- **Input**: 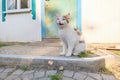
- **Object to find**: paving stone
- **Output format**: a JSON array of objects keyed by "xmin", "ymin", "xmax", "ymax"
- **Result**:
[
  {"xmin": 73, "ymin": 72, "xmax": 87, "ymax": 80},
  {"xmin": 22, "ymin": 70, "xmax": 34, "ymax": 75},
  {"xmin": 5, "ymin": 75, "xmax": 18, "ymax": 80},
  {"xmin": 63, "ymin": 77, "xmax": 74, "ymax": 80},
  {"xmin": 0, "ymin": 68, "xmax": 4, "ymax": 73},
  {"xmin": 39, "ymin": 78, "xmax": 50, "ymax": 80},
  {"xmin": 34, "ymin": 71, "xmax": 45, "ymax": 79},
  {"xmin": 0, "ymin": 73, "xmax": 8, "ymax": 79},
  {"xmin": 63, "ymin": 70, "xmax": 74, "ymax": 77},
  {"xmin": 20, "ymin": 73, "xmax": 34, "ymax": 80},
  {"xmin": 46, "ymin": 70, "xmax": 57, "ymax": 77},
  {"xmin": 33, "ymin": 79, "xmax": 39, "ymax": 80},
  {"xmin": 79, "ymin": 71, "xmax": 87, "ymax": 75},
  {"xmin": 88, "ymin": 72, "xmax": 102, "ymax": 80},
  {"xmin": 102, "ymin": 74, "xmax": 116, "ymax": 80},
  {"xmin": 85, "ymin": 77, "xmax": 95, "ymax": 80},
  {"xmin": 3, "ymin": 68, "xmax": 15, "ymax": 73},
  {"xmin": 12, "ymin": 69, "xmax": 24, "ymax": 76},
  {"xmin": 14, "ymin": 78, "xmax": 21, "ymax": 80}
]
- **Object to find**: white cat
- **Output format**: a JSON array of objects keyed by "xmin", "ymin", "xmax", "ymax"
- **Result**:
[{"xmin": 56, "ymin": 13, "xmax": 86, "ymax": 56}]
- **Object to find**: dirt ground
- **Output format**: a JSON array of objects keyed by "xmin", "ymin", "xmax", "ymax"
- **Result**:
[
  {"xmin": 0, "ymin": 39, "xmax": 105, "ymax": 57},
  {"xmin": 107, "ymin": 50, "xmax": 120, "ymax": 80},
  {"xmin": 0, "ymin": 39, "xmax": 62, "ymax": 56}
]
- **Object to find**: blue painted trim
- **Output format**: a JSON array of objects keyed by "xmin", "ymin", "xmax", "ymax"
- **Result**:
[
  {"xmin": 2, "ymin": 0, "xmax": 6, "ymax": 22},
  {"xmin": 32, "ymin": 0, "xmax": 36, "ymax": 20},
  {"xmin": 41, "ymin": 0, "xmax": 46, "ymax": 38},
  {"xmin": 76, "ymin": 0, "xmax": 82, "ymax": 31}
]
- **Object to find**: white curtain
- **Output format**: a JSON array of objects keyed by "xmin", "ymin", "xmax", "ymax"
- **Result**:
[
  {"xmin": 7, "ymin": 0, "xmax": 16, "ymax": 10},
  {"xmin": 21, "ymin": 0, "xmax": 30, "ymax": 9}
]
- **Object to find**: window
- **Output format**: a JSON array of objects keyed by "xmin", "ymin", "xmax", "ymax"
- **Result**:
[
  {"xmin": 6, "ymin": 0, "xmax": 31, "ymax": 13},
  {"xmin": 2, "ymin": 0, "xmax": 36, "ymax": 21},
  {"xmin": 7, "ymin": 0, "xmax": 17, "ymax": 10},
  {"xmin": 21, "ymin": 0, "xmax": 30, "ymax": 9}
]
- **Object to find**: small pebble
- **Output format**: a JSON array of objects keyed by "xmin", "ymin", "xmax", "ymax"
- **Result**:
[
  {"xmin": 48, "ymin": 60, "xmax": 54, "ymax": 66},
  {"xmin": 59, "ymin": 66, "xmax": 64, "ymax": 71}
]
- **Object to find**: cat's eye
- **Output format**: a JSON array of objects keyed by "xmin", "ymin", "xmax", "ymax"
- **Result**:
[
  {"xmin": 63, "ymin": 19, "xmax": 65, "ymax": 20},
  {"xmin": 57, "ymin": 19, "xmax": 59, "ymax": 20}
]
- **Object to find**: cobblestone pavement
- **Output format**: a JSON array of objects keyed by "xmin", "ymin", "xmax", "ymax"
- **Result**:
[{"xmin": 0, "ymin": 67, "xmax": 117, "ymax": 80}]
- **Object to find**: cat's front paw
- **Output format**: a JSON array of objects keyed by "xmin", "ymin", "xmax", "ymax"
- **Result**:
[
  {"xmin": 65, "ymin": 53, "xmax": 72, "ymax": 57},
  {"xmin": 60, "ymin": 52, "xmax": 65, "ymax": 56}
]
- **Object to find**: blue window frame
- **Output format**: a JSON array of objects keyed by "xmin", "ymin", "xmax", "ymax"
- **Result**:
[{"xmin": 2, "ymin": 0, "xmax": 36, "ymax": 22}]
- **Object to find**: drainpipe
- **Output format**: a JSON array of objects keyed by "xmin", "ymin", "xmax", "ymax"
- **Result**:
[
  {"xmin": 76, "ymin": 0, "xmax": 82, "ymax": 31},
  {"xmin": 41, "ymin": 0, "xmax": 46, "ymax": 38}
]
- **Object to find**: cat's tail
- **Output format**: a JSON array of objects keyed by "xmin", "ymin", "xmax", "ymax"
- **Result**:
[{"xmin": 74, "ymin": 28, "xmax": 82, "ymax": 36}]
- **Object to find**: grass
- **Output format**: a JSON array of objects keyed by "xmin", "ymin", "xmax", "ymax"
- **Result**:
[
  {"xmin": 18, "ymin": 65, "xmax": 30, "ymax": 71},
  {"xmin": 77, "ymin": 51, "xmax": 94, "ymax": 58},
  {"xmin": 77, "ymin": 52, "xmax": 89, "ymax": 57},
  {"xmin": 50, "ymin": 73, "xmax": 63, "ymax": 80},
  {"xmin": 110, "ymin": 50, "xmax": 120, "ymax": 56},
  {"xmin": 0, "ymin": 42, "xmax": 25, "ymax": 48},
  {"xmin": 99, "ymin": 67, "xmax": 112, "ymax": 74},
  {"xmin": 0, "ymin": 44, "xmax": 12, "ymax": 47}
]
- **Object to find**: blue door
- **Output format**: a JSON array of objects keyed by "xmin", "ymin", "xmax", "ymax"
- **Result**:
[{"xmin": 41, "ymin": 0, "xmax": 81, "ymax": 38}]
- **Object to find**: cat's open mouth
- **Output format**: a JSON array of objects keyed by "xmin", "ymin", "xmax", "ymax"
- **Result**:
[{"xmin": 59, "ymin": 23, "xmax": 64, "ymax": 25}]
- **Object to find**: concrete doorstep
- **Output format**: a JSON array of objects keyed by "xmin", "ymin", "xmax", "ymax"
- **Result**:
[{"xmin": 0, "ymin": 50, "xmax": 115, "ymax": 72}]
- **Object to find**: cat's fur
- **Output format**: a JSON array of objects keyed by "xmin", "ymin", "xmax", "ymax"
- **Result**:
[{"xmin": 56, "ymin": 13, "xmax": 86, "ymax": 56}]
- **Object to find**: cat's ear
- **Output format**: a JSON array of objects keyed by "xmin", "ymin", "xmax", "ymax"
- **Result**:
[
  {"xmin": 65, "ymin": 13, "xmax": 70, "ymax": 23},
  {"xmin": 56, "ymin": 14, "xmax": 60, "ymax": 18},
  {"xmin": 66, "ymin": 13, "xmax": 70, "ymax": 19}
]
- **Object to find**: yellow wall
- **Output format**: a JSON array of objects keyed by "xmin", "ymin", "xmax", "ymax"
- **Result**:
[
  {"xmin": 82, "ymin": 0, "xmax": 120, "ymax": 43},
  {"xmin": 0, "ymin": 0, "xmax": 120, "ymax": 43}
]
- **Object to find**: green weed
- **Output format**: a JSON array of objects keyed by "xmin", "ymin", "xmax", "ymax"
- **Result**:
[
  {"xmin": 99, "ymin": 67, "xmax": 112, "ymax": 74},
  {"xmin": 0, "ymin": 44, "xmax": 12, "ymax": 47},
  {"xmin": 18, "ymin": 65, "xmax": 30, "ymax": 71},
  {"xmin": 111, "ymin": 50, "xmax": 120, "ymax": 56},
  {"xmin": 50, "ymin": 73, "xmax": 63, "ymax": 80},
  {"xmin": 77, "ymin": 51, "xmax": 94, "ymax": 58}
]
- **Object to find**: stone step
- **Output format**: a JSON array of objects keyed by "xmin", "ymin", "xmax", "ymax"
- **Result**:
[{"xmin": 0, "ymin": 50, "xmax": 114, "ymax": 72}]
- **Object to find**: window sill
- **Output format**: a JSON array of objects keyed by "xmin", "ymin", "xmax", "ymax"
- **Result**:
[{"xmin": 3, "ymin": 9, "xmax": 31, "ymax": 14}]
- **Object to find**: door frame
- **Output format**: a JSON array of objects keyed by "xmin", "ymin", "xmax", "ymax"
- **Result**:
[{"xmin": 41, "ymin": 0, "xmax": 82, "ymax": 39}]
